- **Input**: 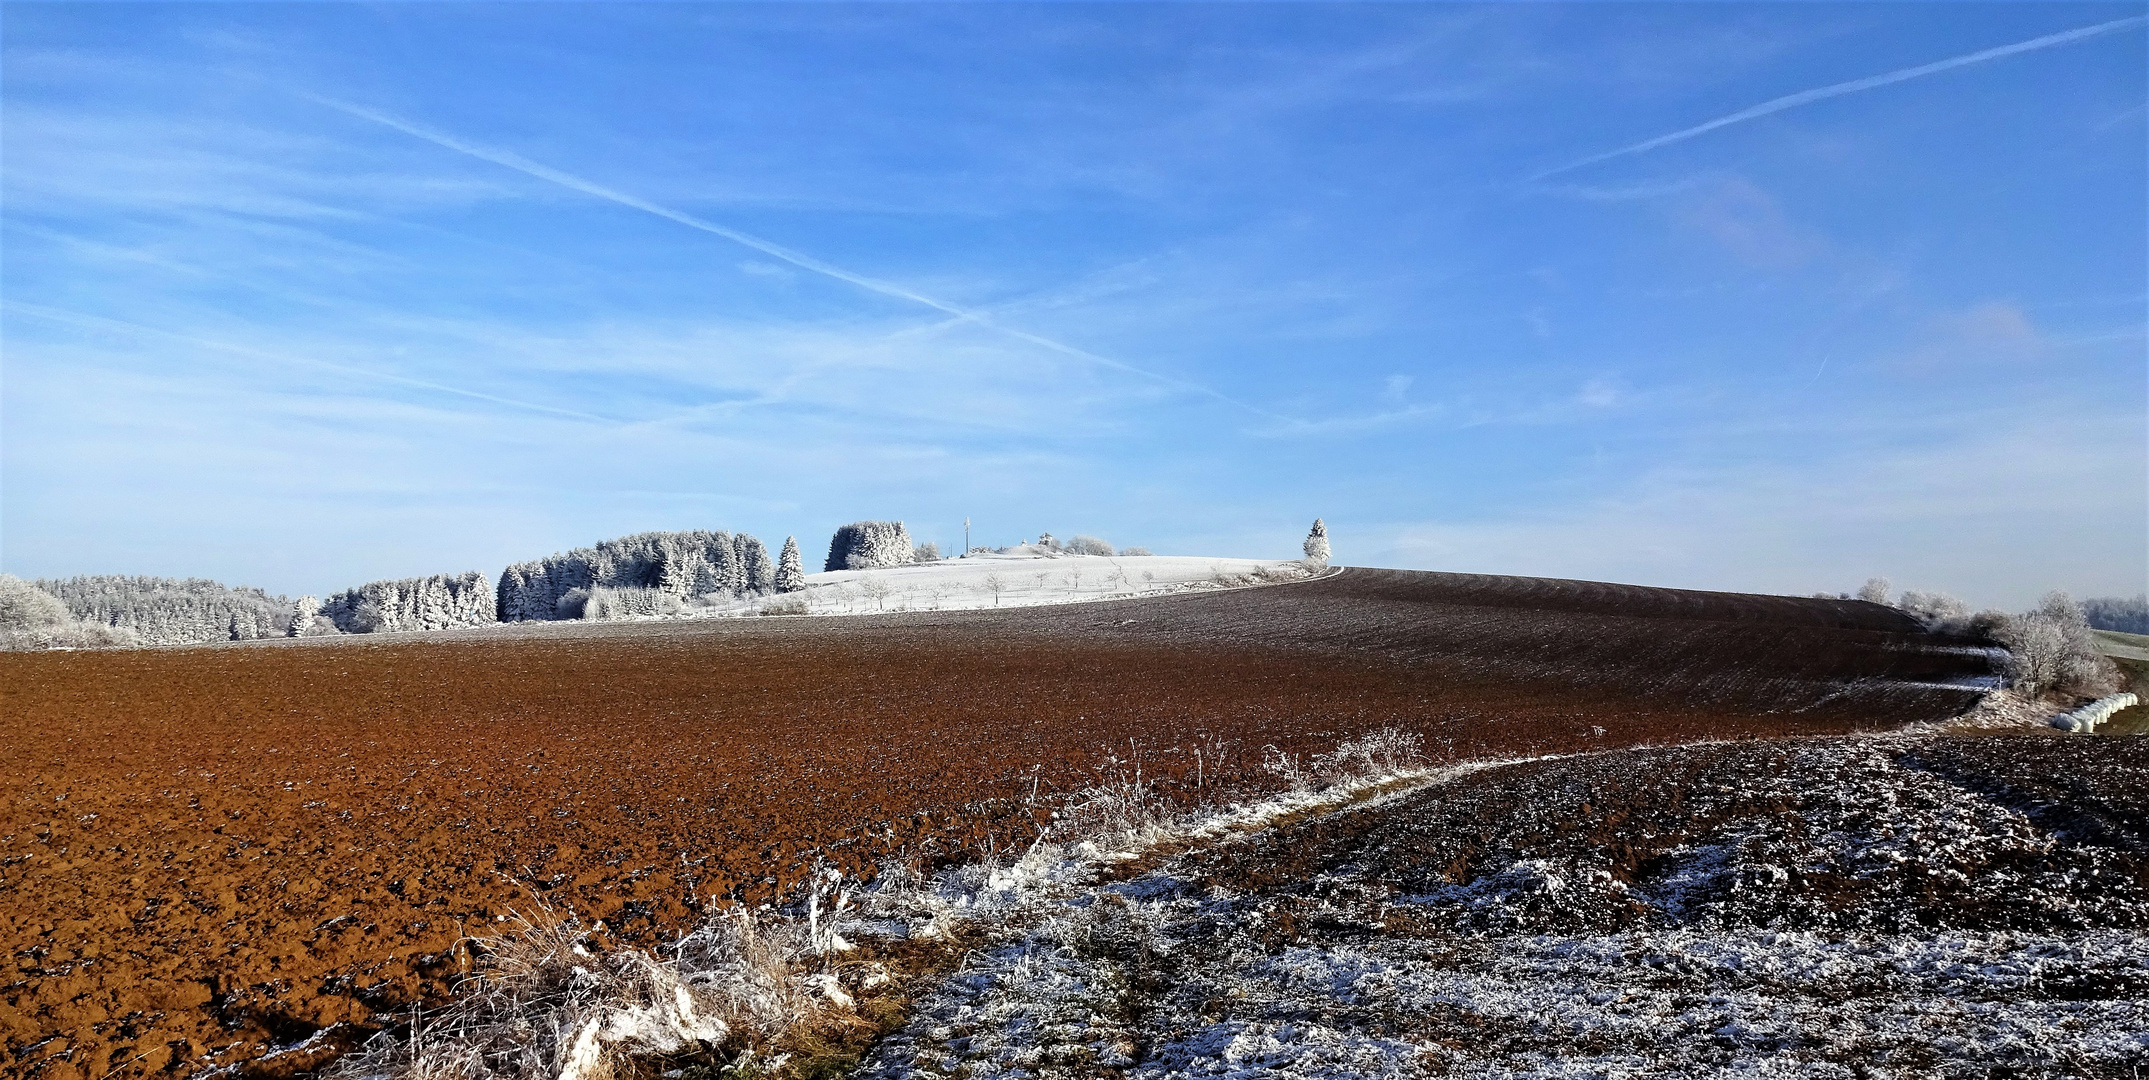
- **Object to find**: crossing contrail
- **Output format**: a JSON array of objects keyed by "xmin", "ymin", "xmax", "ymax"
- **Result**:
[
  {"xmin": 1533, "ymin": 16, "xmax": 2146, "ymax": 181},
  {"xmin": 309, "ymin": 95, "xmax": 1288, "ymax": 421}
]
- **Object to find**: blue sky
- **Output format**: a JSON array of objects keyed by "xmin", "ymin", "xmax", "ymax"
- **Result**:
[{"xmin": 2, "ymin": 3, "xmax": 2142, "ymax": 608}]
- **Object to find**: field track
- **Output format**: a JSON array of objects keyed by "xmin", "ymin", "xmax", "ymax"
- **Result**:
[{"xmin": 1, "ymin": 568, "xmax": 1996, "ymax": 1079}]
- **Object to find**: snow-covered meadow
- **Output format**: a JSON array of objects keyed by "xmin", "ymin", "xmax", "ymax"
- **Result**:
[{"xmin": 757, "ymin": 548, "xmax": 1318, "ymax": 616}]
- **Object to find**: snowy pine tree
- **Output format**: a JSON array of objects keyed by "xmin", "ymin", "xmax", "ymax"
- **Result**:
[
  {"xmin": 776, "ymin": 536, "xmax": 806, "ymax": 593},
  {"xmin": 1303, "ymin": 518, "xmax": 1331, "ymax": 566},
  {"xmin": 825, "ymin": 521, "xmax": 914, "ymax": 571},
  {"xmin": 495, "ymin": 528, "xmax": 781, "ymax": 619}
]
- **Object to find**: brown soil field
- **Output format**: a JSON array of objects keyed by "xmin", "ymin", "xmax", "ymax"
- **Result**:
[{"xmin": 1, "ymin": 568, "xmax": 1996, "ymax": 1079}]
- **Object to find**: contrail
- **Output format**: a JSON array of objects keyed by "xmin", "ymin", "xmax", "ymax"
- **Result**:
[
  {"xmin": 3, "ymin": 300, "xmax": 609, "ymax": 422},
  {"xmin": 309, "ymin": 95, "xmax": 1287, "ymax": 421},
  {"xmin": 1533, "ymin": 16, "xmax": 2146, "ymax": 181}
]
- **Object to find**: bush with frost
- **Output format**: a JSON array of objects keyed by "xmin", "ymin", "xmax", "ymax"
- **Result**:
[
  {"xmin": 1066, "ymin": 535, "xmax": 1113, "ymax": 556},
  {"xmin": 1120, "ymin": 546, "xmax": 1153, "ymax": 557},
  {"xmin": 555, "ymin": 588, "xmax": 592, "ymax": 620},
  {"xmin": 1997, "ymin": 592, "xmax": 2120, "ymax": 699},
  {"xmin": 584, "ymin": 586, "xmax": 685, "ymax": 620},
  {"xmin": 0, "ymin": 575, "xmax": 148, "ymax": 650},
  {"xmin": 0, "ymin": 574, "xmax": 70, "ymax": 630},
  {"xmin": 1856, "ymin": 577, "xmax": 1892, "ymax": 604},
  {"xmin": 758, "ymin": 594, "xmax": 810, "ymax": 616}
]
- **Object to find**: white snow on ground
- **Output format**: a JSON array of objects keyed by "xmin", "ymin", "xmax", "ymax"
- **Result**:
[{"xmin": 759, "ymin": 550, "xmax": 1314, "ymax": 616}]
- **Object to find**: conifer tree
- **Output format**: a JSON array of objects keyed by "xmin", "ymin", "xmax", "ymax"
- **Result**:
[
  {"xmin": 1303, "ymin": 518, "xmax": 1331, "ymax": 566},
  {"xmin": 775, "ymin": 536, "xmax": 807, "ymax": 593}
]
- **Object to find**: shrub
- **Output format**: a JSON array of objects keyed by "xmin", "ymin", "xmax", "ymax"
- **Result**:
[
  {"xmin": 1856, "ymin": 577, "xmax": 1892, "ymax": 604},
  {"xmin": 759, "ymin": 595, "xmax": 810, "ymax": 616},
  {"xmin": 1996, "ymin": 592, "xmax": 2119, "ymax": 699},
  {"xmin": 585, "ymin": 586, "xmax": 685, "ymax": 620},
  {"xmin": 1119, "ymin": 546, "xmax": 1153, "ymax": 557},
  {"xmin": 913, "ymin": 541, "xmax": 942, "ymax": 562},
  {"xmin": 0, "ymin": 574, "xmax": 70, "ymax": 630},
  {"xmin": 1895, "ymin": 590, "xmax": 1972, "ymax": 632},
  {"xmin": 1066, "ymin": 535, "xmax": 1113, "ymax": 557},
  {"xmin": 555, "ymin": 587, "xmax": 592, "ymax": 620}
]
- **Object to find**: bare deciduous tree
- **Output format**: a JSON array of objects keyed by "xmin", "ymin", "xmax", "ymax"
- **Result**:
[
  {"xmin": 982, "ymin": 574, "xmax": 1006, "ymax": 607},
  {"xmin": 860, "ymin": 578, "xmax": 895, "ymax": 611}
]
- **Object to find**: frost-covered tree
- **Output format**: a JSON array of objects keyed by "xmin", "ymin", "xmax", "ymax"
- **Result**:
[
  {"xmin": 1856, "ymin": 577, "xmax": 1892, "ymax": 605},
  {"xmin": 825, "ymin": 521, "xmax": 914, "ymax": 571},
  {"xmin": 914, "ymin": 541, "xmax": 942, "ymax": 562},
  {"xmin": 1996, "ymin": 591, "xmax": 2120, "ymax": 699},
  {"xmin": 740, "ymin": 535, "xmax": 776, "ymax": 593},
  {"xmin": 322, "ymin": 571, "xmax": 495, "ymax": 634},
  {"xmin": 33, "ymin": 575, "xmax": 293, "ymax": 645},
  {"xmin": 497, "ymin": 528, "xmax": 779, "ymax": 620},
  {"xmin": 1303, "ymin": 519, "xmax": 1331, "ymax": 566},
  {"xmin": 775, "ymin": 537, "xmax": 807, "ymax": 593},
  {"xmin": 0, "ymin": 574, "xmax": 71, "ymax": 630},
  {"xmin": 1067, "ymin": 535, "xmax": 1113, "ymax": 556},
  {"xmin": 2082, "ymin": 595, "xmax": 2149, "ymax": 634}
]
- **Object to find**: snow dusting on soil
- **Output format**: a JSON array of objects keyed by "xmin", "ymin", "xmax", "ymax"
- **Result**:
[{"xmin": 850, "ymin": 736, "xmax": 2149, "ymax": 1079}]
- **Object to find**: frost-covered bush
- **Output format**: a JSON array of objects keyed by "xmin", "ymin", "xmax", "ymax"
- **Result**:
[
  {"xmin": 322, "ymin": 571, "xmax": 495, "ymax": 634},
  {"xmin": 293, "ymin": 615, "xmax": 342, "ymax": 638},
  {"xmin": 1120, "ymin": 546, "xmax": 1153, "ymax": 557},
  {"xmin": 2083, "ymin": 594, "xmax": 2149, "ymax": 634},
  {"xmin": 1895, "ymin": 589, "xmax": 1969, "ymax": 628},
  {"xmin": 34, "ymin": 574, "xmax": 291, "ymax": 644},
  {"xmin": 584, "ymin": 586, "xmax": 685, "ymax": 620},
  {"xmin": 1303, "ymin": 518, "xmax": 1330, "ymax": 566},
  {"xmin": 759, "ymin": 594, "xmax": 810, "ymax": 616},
  {"xmin": 554, "ymin": 588, "xmax": 591, "ymax": 620},
  {"xmin": 775, "ymin": 536, "xmax": 807, "ymax": 593},
  {"xmin": 1065, "ymin": 535, "xmax": 1113, "ymax": 556},
  {"xmin": 500, "ymin": 529, "xmax": 776, "ymax": 621},
  {"xmin": 324, "ymin": 896, "xmax": 865, "ymax": 1080},
  {"xmin": 824, "ymin": 521, "xmax": 914, "ymax": 571},
  {"xmin": 913, "ymin": 541, "xmax": 942, "ymax": 562},
  {"xmin": 1856, "ymin": 577, "xmax": 1892, "ymax": 604},
  {"xmin": 0, "ymin": 574, "xmax": 70, "ymax": 630},
  {"xmin": 1996, "ymin": 592, "xmax": 2120, "ymax": 698}
]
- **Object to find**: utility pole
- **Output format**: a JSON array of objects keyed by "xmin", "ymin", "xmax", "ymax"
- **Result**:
[{"xmin": 964, "ymin": 517, "xmax": 971, "ymax": 557}]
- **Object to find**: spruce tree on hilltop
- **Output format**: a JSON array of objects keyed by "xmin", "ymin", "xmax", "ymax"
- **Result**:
[
  {"xmin": 1303, "ymin": 518, "xmax": 1331, "ymax": 566},
  {"xmin": 775, "ymin": 536, "xmax": 807, "ymax": 593}
]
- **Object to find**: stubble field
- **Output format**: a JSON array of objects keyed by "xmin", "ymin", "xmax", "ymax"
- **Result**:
[{"xmin": 2, "ymin": 568, "xmax": 1997, "ymax": 1078}]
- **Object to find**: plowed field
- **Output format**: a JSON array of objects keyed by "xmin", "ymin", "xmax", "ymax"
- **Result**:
[{"xmin": 1, "ymin": 568, "xmax": 1995, "ymax": 1078}]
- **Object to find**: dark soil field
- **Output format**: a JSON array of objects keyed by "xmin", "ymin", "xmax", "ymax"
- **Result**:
[{"xmin": 1, "ymin": 568, "xmax": 1998, "ymax": 1079}]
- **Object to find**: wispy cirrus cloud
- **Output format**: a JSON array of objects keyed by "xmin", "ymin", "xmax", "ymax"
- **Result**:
[
  {"xmin": 304, "ymin": 95, "xmax": 1294, "ymax": 424},
  {"xmin": 1532, "ymin": 15, "xmax": 2147, "ymax": 180}
]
